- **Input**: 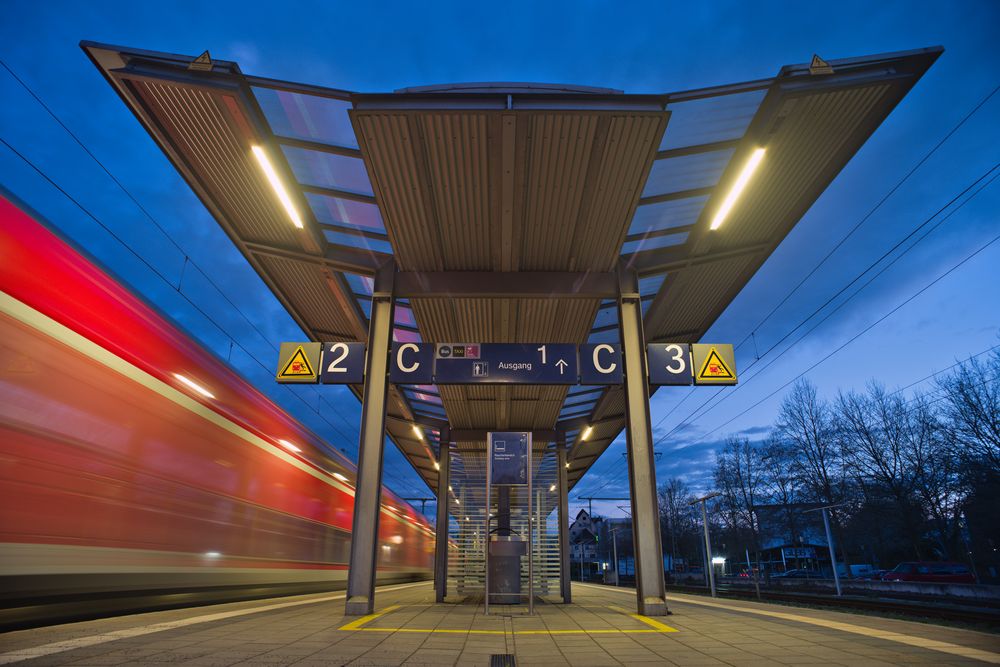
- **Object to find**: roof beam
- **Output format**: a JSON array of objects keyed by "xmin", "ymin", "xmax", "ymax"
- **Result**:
[
  {"xmin": 394, "ymin": 271, "xmax": 617, "ymax": 299},
  {"xmin": 244, "ymin": 240, "xmax": 388, "ymax": 276},
  {"xmin": 451, "ymin": 429, "xmax": 560, "ymax": 443},
  {"xmin": 627, "ymin": 240, "xmax": 771, "ymax": 277}
]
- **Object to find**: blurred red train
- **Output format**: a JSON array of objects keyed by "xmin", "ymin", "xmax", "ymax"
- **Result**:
[{"xmin": 0, "ymin": 193, "xmax": 433, "ymax": 628}]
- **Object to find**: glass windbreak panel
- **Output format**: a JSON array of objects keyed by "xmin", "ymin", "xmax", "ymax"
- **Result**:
[
  {"xmin": 622, "ymin": 231, "xmax": 689, "ymax": 255},
  {"xmin": 345, "ymin": 273, "xmax": 374, "ymax": 296},
  {"xmin": 638, "ymin": 274, "xmax": 667, "ymax": 297},
  {"xmin": 641, "ymin": 148, "xmax": 735, "ymax": 198},
  {"xmin": 307, "ymin": 192, "xmax": 385, "ymax": 233},
  {"xmin": 324, "ymin": 231, "xmax": 393, "ymax": 255},
  {"xmin": 629, "ymin": 195, "xmax": 708, "ymax": 236},
  {"xmin": 253, "ymin": 87, "xmax": 359, "ymax": 149},
  {"xmin": 282, "ymin": 146, "xmax": 374, "ymax": 196},
  {"xmin": 660, "ymin": 89, "xmax": 767, "ymax": 150}
]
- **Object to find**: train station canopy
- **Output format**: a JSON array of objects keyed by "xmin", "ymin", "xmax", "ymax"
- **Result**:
[{"xmin": 84, "ymin": 42, "xmax": 940, "ymax": 495}]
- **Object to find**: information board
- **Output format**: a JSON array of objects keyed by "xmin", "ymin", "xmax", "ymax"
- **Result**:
[
  {"xmin": 435, "ymin": 343, "xmax": 577, "ymax": 384},
  {"xmin": 489, "ymin": 431, "xmax": 530, "ymax": 485}
]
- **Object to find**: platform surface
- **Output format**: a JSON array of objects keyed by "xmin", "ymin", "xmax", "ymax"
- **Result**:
[{"xmin": 1, "ymin": 581, "xmax": 998, "ymax": 666}]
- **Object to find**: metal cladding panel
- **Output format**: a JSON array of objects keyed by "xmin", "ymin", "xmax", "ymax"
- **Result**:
[
  {"xmin": 647, "ymin": 254, "xmax": 761, "ymax": 341},
  {"xmin": 256, "ymin": 254, "xmax": 356, "ymax": 337},
  {"xmin": 354, "ymin": 113, "xmax": 444, "ymax": 270},
  {"xmin": 719, "ymin": 84, "xmax": 891, "ymax": 250},
  {"xmin": 519, "ymin": 114, "xmax": 599, "ymax": 271},
  {"xmin": 130, "ymin": 79, "xmax": 300, "ymax": 249},
  {"xmin": 419, "ymin": 113, "xmax": 497, "ymax": 270},
  {"xmin": 573, "ymin": 115, "xmax": 668, "ymax": 271}
]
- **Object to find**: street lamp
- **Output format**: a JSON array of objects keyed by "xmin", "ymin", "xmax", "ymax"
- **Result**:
[{"xmin": 689, "ymin": 491, "xmax": 722, "ymax": 598}]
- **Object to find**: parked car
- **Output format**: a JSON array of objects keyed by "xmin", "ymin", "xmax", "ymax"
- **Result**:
[
  {"xmin": 882, "ymin": 562, "xmax": 976, "ymax": 584},
  {"xmin": 773, "ymin": 569, "xmax": 821, "ymax": 579}
]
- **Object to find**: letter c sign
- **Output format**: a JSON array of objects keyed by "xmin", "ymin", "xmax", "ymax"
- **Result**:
[
  {"xmin": 389, "ymin": 342, "xmax": 434, "ymax": 384},
  {"xmin": 579, "ymin": 343, "xmax": 623, "ymax": 385}
]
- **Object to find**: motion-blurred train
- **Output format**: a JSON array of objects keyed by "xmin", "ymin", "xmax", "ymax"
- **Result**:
[{"xmin": 0, "ymin": 193, "xmax": 433, "ymax": 628}]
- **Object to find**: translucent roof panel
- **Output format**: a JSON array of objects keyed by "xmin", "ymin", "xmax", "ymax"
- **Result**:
[
  {"xmin": 283, "ymin": 146, "xmax": 374, "ymax": 197},
  {"xmin": 393, "ymin": 328, "xmax": 422, "ymax": 343},
  {"xmin": 344, "ymin": 272, "xmax": 374, "ymax": 296},
  {"xmin": 592, "ymin": 302, "xmax": 618, "ymax": 330},
  {"xmin": 307, "ymin": 192, "xmax": 385, "ymax": 233},
  {"xmin": 638, "ymin": 274, "xmax": 667, "ymax": 298},
  {"xmin": 622, "ymin": 231, "xmax": 689, "ymax": 255},
  {"xmin": 253, "ymin": 87, "xmax": 359, "ymax": 149},
  {"xmin": 660, "ymin": 88, "xmax": 767, "ymax": 150},
  {"xmin": 629, "ymin": 195, "xmax": 709, "ymax": 237},
  {"xmin": 641, "ymin": 148, "xmax": 735, "ymax": 198},
  {"xmin": 323, "ymin": 230, "xmax": 392, "ymax": 255}
]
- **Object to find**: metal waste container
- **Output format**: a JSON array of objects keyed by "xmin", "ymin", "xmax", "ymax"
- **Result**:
[{"xmin": 489, "ymin": 535, "xmax": 527, "ymax": 604}]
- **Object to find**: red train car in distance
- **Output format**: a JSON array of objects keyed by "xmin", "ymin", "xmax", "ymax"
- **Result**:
[{"xmin": 0, "ymin": 194, "xmax": 432, "ymax": 628}]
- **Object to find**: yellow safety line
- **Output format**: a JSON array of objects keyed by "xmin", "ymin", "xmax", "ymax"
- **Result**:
[
  {"xmin": 608, "ymin": 605, "xmax": 678, "ymax": 632},
  {"xmin": 337, "ymin": 604, "xmax": 402, "ymax": 631},
  {"xmin": 349, "ymin": 628, "xmax": 664, "ymax": 635}
]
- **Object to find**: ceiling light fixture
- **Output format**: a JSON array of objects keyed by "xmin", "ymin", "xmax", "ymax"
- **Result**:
[
  {"xmin": 582, "ymin": 425, "xmax": 593, "ymax": 441},
  {"xmin": 173, "ymin": 373, "xmax": 215, "ymax": 399},
  {"xmin": 251, "ymin": 145, "xmax": 304, "ymax": 229},
  {"xmin": 710, "ymin": 147, "xmax": 766, "ymax": 231}
]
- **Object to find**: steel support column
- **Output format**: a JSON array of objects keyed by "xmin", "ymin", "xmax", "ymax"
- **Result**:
[
  {"xmin": 434, "ymin": 427, "xmax": 451, "ymax": 603},
  {"xmin": 617, "ymin": 261, "xmax": 669, "ymax": 616},
  {"xmin": 344, "ymin": 260, "xmax": 395, "ymax": 616},
  {"xmin": 557, "ymin": 435, "xmax": 572, "ymax": 603}
]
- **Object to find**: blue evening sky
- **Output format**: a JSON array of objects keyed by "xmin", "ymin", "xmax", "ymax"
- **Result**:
[{"xmin": 1, "ymin": 1, "xmax": 998, "ymax": 519}]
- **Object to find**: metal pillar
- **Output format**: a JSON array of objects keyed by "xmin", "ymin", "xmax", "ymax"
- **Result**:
[
  {"xmin": 701, "ymin": 501, "xmax": 717, "ymax": 598},
  {"xmin": 557, "ymin": 438, "xmax": 571, "ymax": 603},
  {"xmin": 344, "ymin": 260, "xmax": 395, "ymax": 616},
  {"xmin": 434, "ymin": 428, "xmax": 451, "ymax": 603},
  {"xmin": 616, "ymin": 262, "xmax": 668, "ymax": 616},
  {"xmin": 822, "ymin": 507, "xmax": 843, "ymax": 597}
]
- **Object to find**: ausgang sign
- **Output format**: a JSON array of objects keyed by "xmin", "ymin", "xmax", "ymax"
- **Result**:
[{"xmin": 276, "ymin": 341, "xmax": 736, "ymax": 386}]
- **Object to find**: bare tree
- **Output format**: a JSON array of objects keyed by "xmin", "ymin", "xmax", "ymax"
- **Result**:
[
  {"xmin": 658, "ymin": 477, "xmax": 698, "ymax": 574},
  {"xmin": 938, "ymin": 348, "xmax": 1000, "ymax": 472},
  {"xmin": 714, "ymin": 435, "xmax": 764, "ymax": 544},
  {"xmin": 775, "ymin": 380, "xmax": 846, "ymax": 506}
]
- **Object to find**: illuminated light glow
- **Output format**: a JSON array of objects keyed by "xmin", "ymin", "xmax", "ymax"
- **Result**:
[
  {"xmin": 711, "ymin": 556, "xmax": 727, "ymax": 565},
  {"xmin": 549, "ymin": 484, "xmax": 556, "ymax": 492},
  {"xmin": 412, "ymin": 425, "xmax": 423, "ymax": 439},
  {"xmin": 710, "ymin": 147, "xmax": 766, "ymax": 230},
  {"xmin": 386, "ymin": 506, "xmax": 398, "ymax": 512},
  {"xmin": 433, "ymin": 461, "xmax": 440, "ymax": 470},
  {"xmin": 332, "ymin": 472, "xmax": 349, "ymax": 483},
  {"xmin": 454, "ymin": 498, "xmax": 460, "ymax": 505},
  {"xmin": 173, "ymin": 373, "xmax": 215, "ymax": 399},
  {"xmin": 448, "ymin": 485, "xmax": 453, "ymax": 492},
  {"xmin": 278, "ymin": 439, "xmax": 301, "ymax": 453},
  {"xmin": 565, "ymin": 462, "xmax": 570, "ymax": 469},
  {"xmin": 204, "ymin": 551, "xmax": 221, "ymax": 558},
  {"xmin": 251, "ymin": 145, "xmax": 304, "ymax": 229},
  {"xmin": 582, "ymin": 426, "xmax": 593, "ymax": 440}
]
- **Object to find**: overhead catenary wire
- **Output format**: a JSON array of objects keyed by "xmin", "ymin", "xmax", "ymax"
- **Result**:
[{"xmin": 653, "ymin": 163, "xmax": 999, "ymax": 449}]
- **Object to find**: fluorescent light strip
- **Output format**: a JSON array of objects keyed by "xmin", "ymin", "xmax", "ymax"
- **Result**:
[
  {"xmin": 710, "ymin": 147, "xmax": 766, "ymax": 231},
  {"xmin": 251, "ymin": 145, "xmax": 304, "ymax": 229},
  {"xmin": 582, "ymin": 425, "xmax": 593, "ymax": 441},
  {"xmin": 173, "ymin": 373, "xmax": 215, "ymax": 399}
]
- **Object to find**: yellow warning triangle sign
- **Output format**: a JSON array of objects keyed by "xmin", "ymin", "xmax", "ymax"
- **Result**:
[
  {"xmin": 697, "ymin": 346, "xmax": 735, "ymax": 381},
  {"xmin": 809, "ymin": 54, "xmax": 834, "ymax": 75},
  {"xmin": 279, "ymin": 345, "xmax": 317, "ymax": 379},
  {"xmin": 188, "ymin": 50, "xmax": 214, "ymax": 71}
]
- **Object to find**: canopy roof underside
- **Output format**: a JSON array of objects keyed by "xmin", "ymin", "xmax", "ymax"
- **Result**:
[{"xmin": 83, "ymin": 42, "xmax": 940, "ymax": 498}]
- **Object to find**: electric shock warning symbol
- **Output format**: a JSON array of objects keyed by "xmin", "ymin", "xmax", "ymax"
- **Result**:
[
  {"xmin": 697, "ymin": 347, "xmax": 734, "ymax": 381},
  {"xmin": 276, "ymin": 342, "xmax": 322, "ymax": 383}
]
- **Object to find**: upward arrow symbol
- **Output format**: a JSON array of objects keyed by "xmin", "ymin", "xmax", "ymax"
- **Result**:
[{"xmin": 555, "ymin": 359, "xmax": 568, "ymax": 375}]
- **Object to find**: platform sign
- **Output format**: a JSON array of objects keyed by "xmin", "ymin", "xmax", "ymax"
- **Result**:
[
  {"xmin": 579, "ymin": 343, "xmax": 623, "ymax": 385},
  {"xmin": 691, "ymin": 344, "xmax": 737, "ymax": 385},
  {"xmin": 390, "ymin": 342, "xmax": 434, "ymax": 384},
  {"xmin": 319, "ymin": 342, "xmax": 366, "ymax": 384},
  {"xmin": 434, "ymin": 343, "xmax": 577, "ymax": 384},
  {"xmin": 489, "ymin": 431, "xmax": 530, "ymax": 485},
  {"xmin": 647, "ymin": 343, "xmax": 693, "ymax": 386},
  {"xmin": 276, "ymin": 342, "xmax": 322, "ymax": 384}
]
